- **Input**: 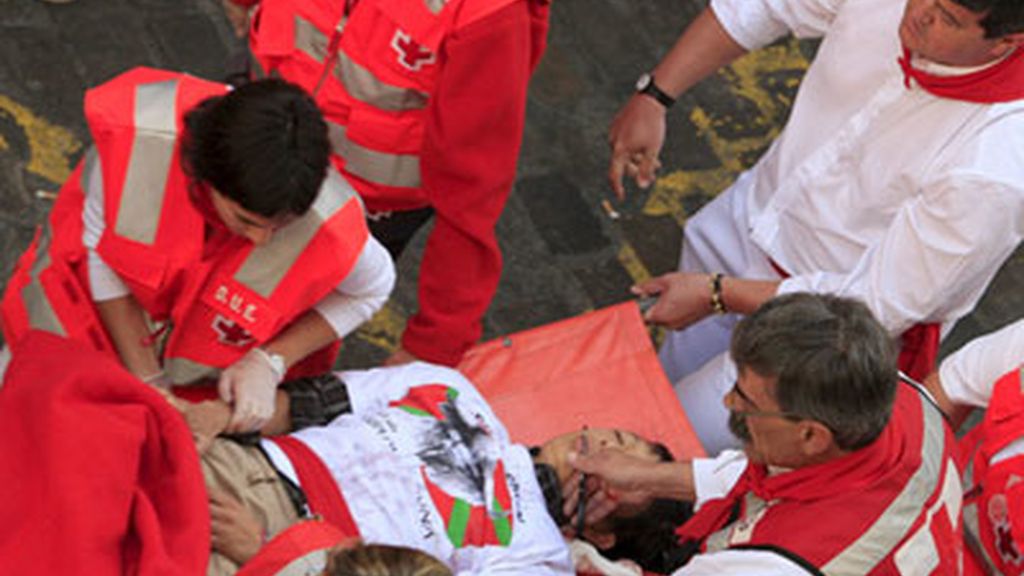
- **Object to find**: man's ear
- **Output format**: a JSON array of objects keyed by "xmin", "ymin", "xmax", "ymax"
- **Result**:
[
  {"xmin": 584, "ymin": 528, "xmax": 617, "ymax": 550},
  {"xmin": 798, "ymin": 420, "xmax": 834, "ymax": 459}
]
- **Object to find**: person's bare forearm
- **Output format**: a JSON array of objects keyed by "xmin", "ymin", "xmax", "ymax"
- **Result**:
[
  {"xmin": 652, "ymin": 7, "xmax": 747, "ymax": 98},
  {"xmin": 95, "ymin": 295, "xmax": 163, "ymax": 381},
  {"xmin": 721, "ymin": 277, "xmax": 780, "ymax": 316},
  {"xmin": 263, "ymin": 310, "xmax": 338, "ymax": 371},
  {"xmin": 644, "ymin": 461, "xmax": 696, "ymax": 502}
]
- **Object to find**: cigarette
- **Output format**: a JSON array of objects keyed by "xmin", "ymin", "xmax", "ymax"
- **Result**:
[
  {"xmin": 601, "ymin": 199, "xmax": 620, "ymax": 220},
  {"xmin": 35, "ymin": 189, "xmax": 58, "ymax": 201}
]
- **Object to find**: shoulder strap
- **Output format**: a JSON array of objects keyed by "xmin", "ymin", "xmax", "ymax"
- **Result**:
[
  {"xmin": 898, "ymin": 370, "xmax": 952, "ymax": 427},
  {"xmin": 267, "ymin": 436, "xmax": 360, "ymax": 537}
]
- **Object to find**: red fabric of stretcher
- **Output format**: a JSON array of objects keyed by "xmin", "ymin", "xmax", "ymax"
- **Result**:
[{"xmin": 459, "ymin": 302, "xmax": 705, "ymax": 460}]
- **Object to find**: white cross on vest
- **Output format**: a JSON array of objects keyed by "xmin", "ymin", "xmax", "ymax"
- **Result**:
[
  {"xmin": 212, "ymin": 314, "xmax": 255, "ymax": 347},
  {"xmin": 391, "ymin": 30, "xmax": 435, "ymax": 71}
]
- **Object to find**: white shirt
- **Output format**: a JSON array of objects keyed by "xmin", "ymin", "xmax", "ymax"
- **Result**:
[
  {"xmin": 80, "ymin": 159, "xmax": 395, "ymax": 338},
  {"xmin": 939, "ymin": 319, "xmax": 1024, "ymax": 409},
  {"xmin": 265, "ymin": 362, "xmax": 573, "ymax": 576},
  {"xmin": 676, "ymin": 0, "xmax": 1024, "ymax": 571},
  {"xmin": 940, "ymin": 319, "xmax": 1024, "ymax": 463},
  {"xmin": 713, "ymin": 0, "xmax": 1024, "ymax": 337}
]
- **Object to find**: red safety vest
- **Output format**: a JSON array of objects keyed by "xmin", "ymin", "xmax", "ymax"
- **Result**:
[
  {"xmin": 680, "ymin": 385, "xmax": 963, "ymax": 574},
  {"xmin": 961, "ymin": 367, "xmax": 1024, "ymax": 576},
  {"xmin": 248, "ymin": 0, "xmax": 549, "ymax": 211},
  {"xmin": 0, "ymin": 67, "xmax": 369, "ymax": 384}
]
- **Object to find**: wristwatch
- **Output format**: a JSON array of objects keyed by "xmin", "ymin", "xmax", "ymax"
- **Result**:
[{"xmin": 635, "ymin": 73, "xmax": 676, "ymax": 109}]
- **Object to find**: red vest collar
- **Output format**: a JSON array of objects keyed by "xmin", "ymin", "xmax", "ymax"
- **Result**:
[
  {"xmin": 676, "ymin": 395, "xmax": 903, "ymax": 543},
  {"xmin": 898, "ymin": 46, "xmax": 1024, "ymax": 103}
]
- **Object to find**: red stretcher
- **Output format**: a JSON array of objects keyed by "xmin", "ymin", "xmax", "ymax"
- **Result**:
[{"xmin": 459, "ymin": 301, "xmax": 705, "ymax": 464}]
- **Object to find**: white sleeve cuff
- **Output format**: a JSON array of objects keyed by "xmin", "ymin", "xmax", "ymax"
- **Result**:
[
  {"xmin": 939, "ymin": 319, "xmax": 1024, "ymax": 408},
  {"xmin": 692, "ymin": 450, "xmax": 748, "ymax": 510},
  {"xmin": 314, "ymin": 236, "xmax": 396, "ymax": 337}
]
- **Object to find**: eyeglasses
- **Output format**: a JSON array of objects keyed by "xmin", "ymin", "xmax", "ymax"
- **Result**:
[{"xmin": 728, "ymin": 380, "xmax": 803, "ymax": 421}]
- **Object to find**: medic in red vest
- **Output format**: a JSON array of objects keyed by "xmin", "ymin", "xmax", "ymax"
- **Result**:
[
  {"xmin": 922, "ymin": 318, "xmax": 1024, "ymax": 576},
  {"xmin": 226, "ymin": 0, "xmax": 551, "ymax": 367},
  {"xmin": 566, "ymin": 294, "xmax": 964, "ymax": 574},
  {"xmin": 1, "ymin": 67, "xmax": 392, "ymax": 433}
]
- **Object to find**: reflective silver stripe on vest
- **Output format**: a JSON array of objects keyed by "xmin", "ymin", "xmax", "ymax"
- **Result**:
[
  {"xmin": 21, "ymin": 223, "xmax": 66, "ymax": 337},
  {"xmin": 293, "ymin": 16, "xmax": 428, "ymax": 112},
  {"xmin": 423, "ymin": 0, "xmax": 445, "ymax": 14},
  {"xmin": 114, "ymin": 80, "xmax": 180, "ymax": 245},
  {"xmin": 964, "ymin": 501, "xmax": 1000, "ymax": 574},
  {"xmin": 294, "ymin": 14, "xmax": 329, "ymax": 62},
  {"xmin": 704, "ymin": 491, "xmax": 768, "ymax": 552},
  {"xmin": 327, "ymin": 121, "xmax": 421, "ymax": 189},
  {"xmin": 165, "ymin": 356, "xmax": 218, "ymax": 385},
  {"xmin": 19, "ymin": 149, "xmax": 104, "ymax": 336},
  {"xmin": 234, "ymin": 167, "xmax": 358, "ymax": 298},
  {"xmin": 821, "ymin": 393, "xmax": 946, "ymax": 574}
]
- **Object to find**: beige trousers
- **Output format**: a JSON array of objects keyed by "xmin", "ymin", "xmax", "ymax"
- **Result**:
[{"xmin": 202, "ymin": 439, "xmax": 300, "ymax": 575}]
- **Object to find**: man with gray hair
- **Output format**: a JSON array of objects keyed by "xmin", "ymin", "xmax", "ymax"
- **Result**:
[{"xmin": 567, "ymin": 293, "xmax": 962, "ymax": 574}]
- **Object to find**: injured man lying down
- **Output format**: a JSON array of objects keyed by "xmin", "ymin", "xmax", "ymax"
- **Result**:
[
  {"xmin": 189, "ymin": 360, "xmax": 692, "ymax": 575},
  {"xmin": 0, "ymin": 332, "xmax": 689, "ymax": 576}
]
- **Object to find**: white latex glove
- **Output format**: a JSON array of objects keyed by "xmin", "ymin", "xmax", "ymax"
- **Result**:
[{"xmin": 218, "ymin": 348, "xmax": 284, "ymax": 433}]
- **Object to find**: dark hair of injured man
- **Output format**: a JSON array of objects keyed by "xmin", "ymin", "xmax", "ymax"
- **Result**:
[{"xmin": 531, "ymin": 429, "xmax": 696, "ymax": 574}]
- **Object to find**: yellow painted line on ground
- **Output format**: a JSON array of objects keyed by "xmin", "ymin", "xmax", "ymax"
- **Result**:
[
  {"xmin": 643, "ymin": 38, "xmax": 809, "ymax": 223},
  {"xmin": 0, "ymin": 94, "xmax": 82, "ymax": 184},
  {"xmin": 645, "ymin": 166, "xmax": 737, "ymax": 228},
  {"xmin": 617, "ymin": 242, "xmax": 652, "ymax": 285},
  {"xmin": 352, "ymin": 300, "xmax": 406, "ymax": 352}
]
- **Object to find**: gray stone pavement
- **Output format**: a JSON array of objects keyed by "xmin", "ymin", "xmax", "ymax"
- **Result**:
[{"xmin": 0, "ymin": 0, "xmax": 1019, "ymax": 369}]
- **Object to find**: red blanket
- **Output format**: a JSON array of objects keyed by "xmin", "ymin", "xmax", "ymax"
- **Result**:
[{"xmin": 0, "ymin": 331, "xmax": 208, "ymax": 574}]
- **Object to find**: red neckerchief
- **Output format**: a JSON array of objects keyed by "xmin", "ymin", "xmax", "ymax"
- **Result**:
[
  {"xmin": 675, "ymin": 418, "xmax": 901, "ymax": 544},
  {"xmin": 897, "ymin": 46, "xmax": 1024, "ymax": 103}
]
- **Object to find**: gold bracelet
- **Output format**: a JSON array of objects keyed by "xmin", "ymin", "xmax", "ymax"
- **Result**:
[{"xmin": 709, "ymin": 273, "xmax": 727, "ymax": 315}]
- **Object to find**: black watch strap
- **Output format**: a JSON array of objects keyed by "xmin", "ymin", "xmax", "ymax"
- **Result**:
[{"xmin": 636, "ymin": 73, "xmax": 675, "ymax": 109}]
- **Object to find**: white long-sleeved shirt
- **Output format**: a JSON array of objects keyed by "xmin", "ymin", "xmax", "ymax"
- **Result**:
[
  {"xmin": 939, "ymin": 319, "xmax": 1024, "ymax": 409},
  {"xmin": 674, "ymin": 0, "xmax": 1024, "ymax": 571},
  {"xmin": 713, "ymin": 0, "xmax": 1024, "ymax": 337},
  {"xmin": 940, "ymin": 318, "xmax": 1024, "ymax": 465},
  {"xmin": 80, "ymin": 158, "xmax": 395, "ymax": 338}
]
